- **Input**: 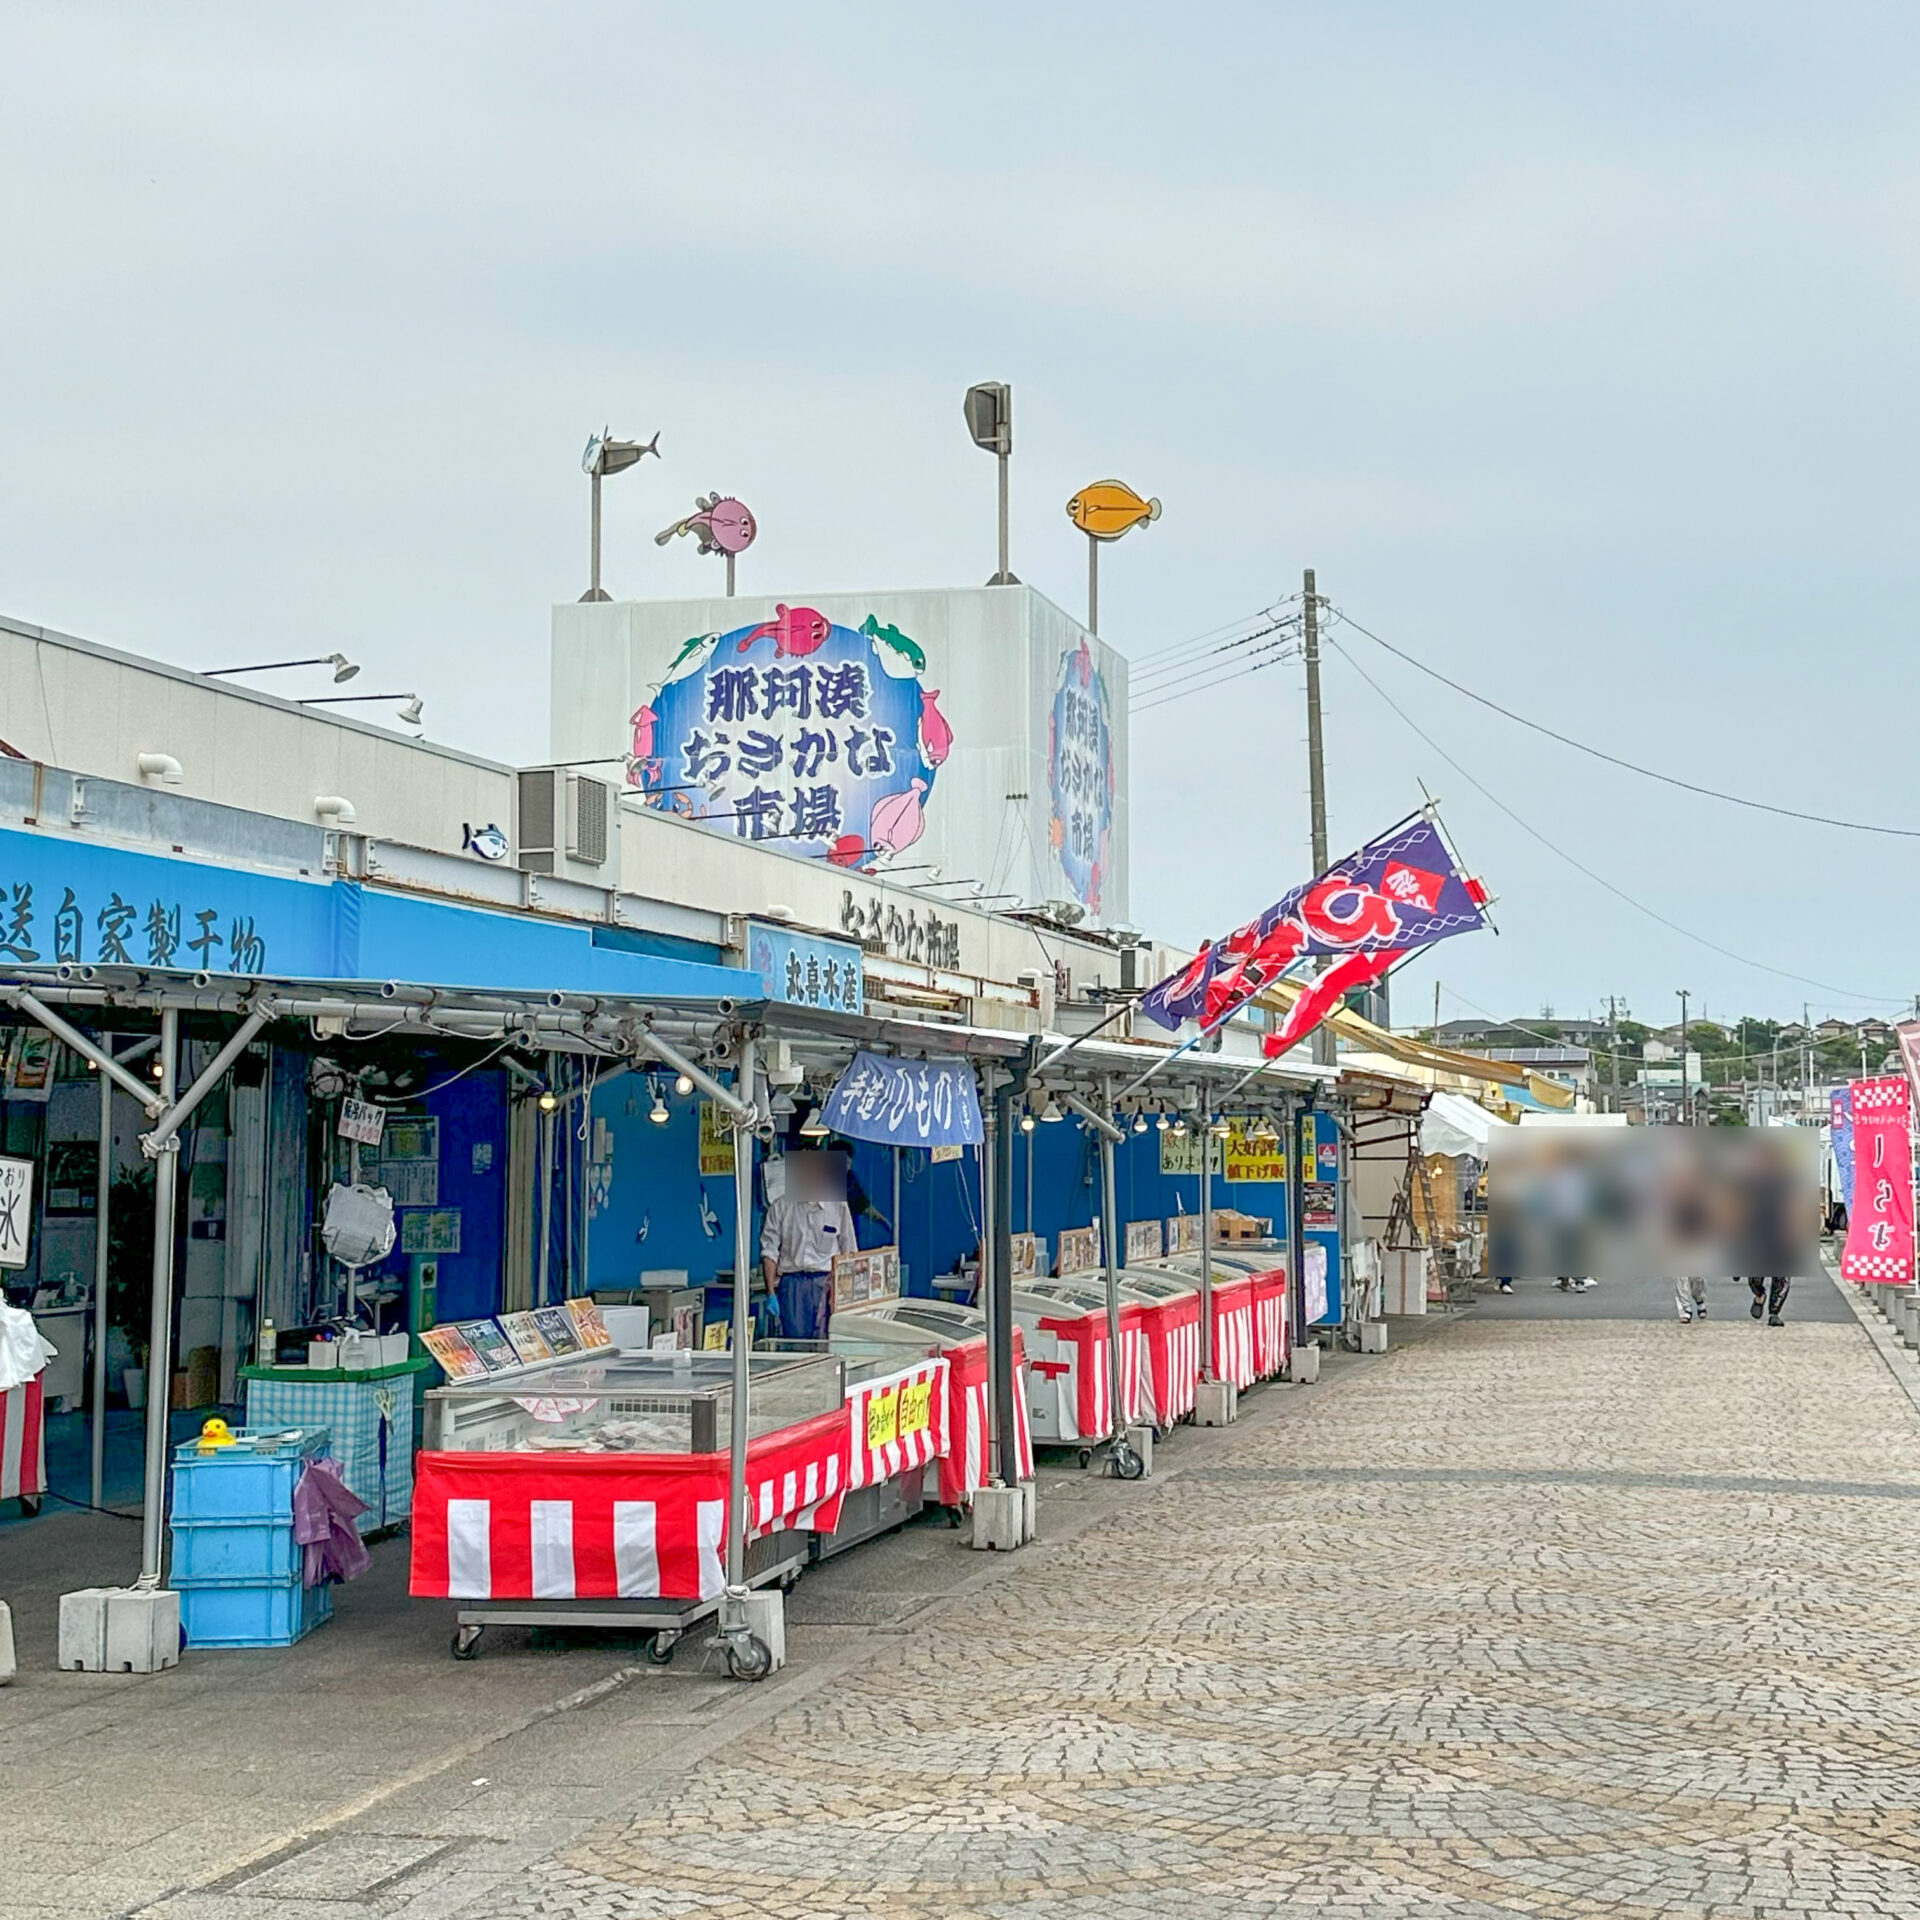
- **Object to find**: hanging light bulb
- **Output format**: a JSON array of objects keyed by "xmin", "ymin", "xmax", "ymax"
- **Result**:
[
  {"xmin": 537, "ymin": 1087, "xmax": 558, "ymax": 1114},
  {"xmin": 1019, "ymin": 1109, "xmax": 1036, "ymax": 1134},
  {"xmin": 1170, "ymin": 1117, "xmax": 1188, "ymax": 1136},
  {"xmin": 1132, "ymin": 1113, "xmax": 1148, "ymax": 1134},
  {"xmin": 1155, "ymin": 1113, "xmax": 1170, "ymax": 1133},
  {"xmin": 799, "ymin": 1105, "xmax": 830, "ymax": 1140},
  {"xmin": 1039, "ymin": 1095, "xmax": 1065, "ymax": 1124},
  {"xmin": 673, "ymin": 1072, "xmax": 694, "ymax": 1097},
  {"xmin": 649, "ymin": 1091, "xmax": 670, "ymax": 1124},
  {"xmin": 1209, "ymin": 1114, "xmax": 1232, "ymax": 1139}
]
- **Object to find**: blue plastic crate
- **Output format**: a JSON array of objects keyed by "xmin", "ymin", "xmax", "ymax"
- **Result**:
[
  {"xmin": 170, "ymin": 1517, "xmax": 301, "ymax": 1584},
  {"xmin": 178, "ymin": 1575, "xmax": 331, "ymax": 1649},
  {"xmin": 170, "ymin": 1427, "xmax": 331, "ymax": 1522}
]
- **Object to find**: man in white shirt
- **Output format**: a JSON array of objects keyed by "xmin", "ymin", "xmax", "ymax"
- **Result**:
[{"xmin": 761, "ymin": 1154, "xmax": 857, "ymax": 1342}]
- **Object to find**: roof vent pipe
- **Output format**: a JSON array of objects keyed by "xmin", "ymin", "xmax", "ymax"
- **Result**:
[
  {"xmin": 136, "ymin": 753, "xmax": 183, "ymax": 786},
  {"xmin": 314, "ymin": 796, "xmax": 357, "ymax": 826}
]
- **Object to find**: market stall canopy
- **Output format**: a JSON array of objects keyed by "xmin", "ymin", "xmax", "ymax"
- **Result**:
[
  {"xmin": 1253, "ymin": 977, "xmax": 1576, "ymax": 1111},
  {"xmin": 1422, "ymin": 1090, "xmax": 1510, "ymax": 1158}
]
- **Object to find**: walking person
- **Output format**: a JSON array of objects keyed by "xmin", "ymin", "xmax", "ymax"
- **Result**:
[
  {"xmin": 1675, "ymin": 1276, "xmax": 1707, "ymax": 1323},
  {"xmin": 1748, "ymin": 1275, "xmax": 1790, "ymax": 1326}
]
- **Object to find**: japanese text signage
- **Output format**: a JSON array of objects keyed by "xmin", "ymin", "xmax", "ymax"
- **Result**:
[
  {"xmin": 838, "ymin": 890, "xmax": 960, "ymax": 970},
  {"xmin": 631, "ymin": 612, "xmax": 953, "ymax": 872},
  {"xmin": 744, "ymin": 920, "xmax": 864, "ymax": 1016},
  {"xmin": 1842, "ymin": 1076, "xmax": 1914, "ymax": 1285},
  {"xmin": 820, "ymin": 1051, "xmax": 984, "ymax": 1151},
  {"xmin": 1056, "ymin": 1225, "xmax": 1101, "ymax": 1275},
  {"xmin": 1124, "ymin": 1219, "xmax": 1164, "ymax": 1263},
  {"xmin": 831, "ymin": 1245, "xmax": 901, "ymax": 1311},
  {"xmin": 1047, "ymin": 639, "xmax": 1116, "ymax": 913},
  {"xmin": 0, "ymin": 1156, "xmax": 32, "ymax": 1268}
]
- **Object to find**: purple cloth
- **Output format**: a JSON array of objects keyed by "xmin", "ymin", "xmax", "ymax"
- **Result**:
[{"xmin": 292, "ymin": 1455, "xmax": 371, "ymax": 1587}]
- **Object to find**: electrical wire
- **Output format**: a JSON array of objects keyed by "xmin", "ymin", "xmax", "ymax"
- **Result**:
[
  {"xmin": 1131, "ymin": 642, "xmax": 1303, "ymax": 716},
  {"xmin": 1325, "ymin": 633, "xmax": 1911, "ymax": 1007},
  {"xmin": 1124, "ymin": 593, "xmax": 1302, "ymax": 666},
  {"xmin": 1330, "ymin": 606, "xmax": 1920, "ymax": 841},
  {"xmin": 1128, "ymin": 616, "xmax": 1298, "ymax": 691}
]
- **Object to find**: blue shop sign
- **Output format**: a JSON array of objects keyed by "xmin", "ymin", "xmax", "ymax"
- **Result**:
[
  {"xmin": 820, "ymin": 1049, "xmax": 983, "ymax": 1150},
  {"xmin": 744, "ymin": 919, "xmax": 864, "ymax": 1016}
]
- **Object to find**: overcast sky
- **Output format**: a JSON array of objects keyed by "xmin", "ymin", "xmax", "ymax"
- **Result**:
[{"xmin": 4, "ymin": 4, "xmax": 1917, "ymax": 1031}]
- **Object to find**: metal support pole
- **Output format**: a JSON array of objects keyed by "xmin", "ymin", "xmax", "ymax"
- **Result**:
[
  {"xmin": 1095, "ymin": 1085, "xmax": 1127, "ymax": 1442},
  {"xmin": 979, "ymin": 1117, "xmax": 997, "ymax": 1435},
  {"xmin": 589, "ymin": 469, "xmax": 602, "ymax": 600},
  {"xmin": 140, "ymin": 1006, "xmax": 272, "ymax": 1155},
  {"xmin": 90, "ymin": 1050, "xmax": 112, "ymax": 1510},
  {"xmin": 996, "ymin": 451, "xmax": 1011, "ymax": 586},
  {"xmin": 3, "ymin": 989, "xmax": 162, "ymax": 1115},
  {"xmin": 136, "ymin": 1008, "xmax": 178, "ymax": 1587},
  {"xmin": 1198, "ymin": 1124, "xmax": 1215, "ymax": 1379},
  {"xmin": 1087, "ymin": 534, "xmax": 1098, "ymax": 636},
  {"xmin": 640, "ymin": 1030, "xmax": 754, "ymax": 1125},
  {"xmin": 725, "ymin": 551, "xmax": 736, "ymax": 598},
  {"xmin": 536, "ymin": 1063, "xmax": 555, "ymax": 1309},
  {"xmin": 990, "ymin": 1070, "xmax": 1025, "ymax": 1485},
  {"xmin": 1287, "ymin": 1095, "xmax": 1309, "ymax": 1355},
  {"xmin": 725, "ymin": 1034, "xmax": 758, "ymax": 1588}
]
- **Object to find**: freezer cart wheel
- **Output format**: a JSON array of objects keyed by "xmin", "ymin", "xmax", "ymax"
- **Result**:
[
  {"xmin": 1110, "ymin": 1440, "xmax": 1146, "ymax": 1482},
  {"xmin": 725, "ymin": 1633, "xmax": 773, "ymax": 1683},
  {"xmin": 451, "ymin": 1625, "xmax": 484, "ymax": 1661},
  {"xmin": 1076, "ymin": 1447, "xmax": 1093, "ymax": 1470},
  {"xmin": 945, "ymin": 1504, "xmax": 966, "ymax": 1529},
  {"xmin": 644, "ymin": 1632, "xmax": 677, "ymax": 1666}
]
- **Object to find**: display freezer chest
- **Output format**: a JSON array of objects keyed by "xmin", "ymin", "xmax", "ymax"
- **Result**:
[
  {"xmin": 422, "ymin": 1349, "xmax": 844, "ymax": 1456},
  {"xmin": 1109, "ymin": 1268, "xmax": 1202, "ymax": 1427},
  {"xmin": 1152, "ymin": 1253, "xmax": 1287, "ymax": 1385},
  {"xmin": 1017, "ymin": 1279, "xmax": 1150, "ymax": 1429}
]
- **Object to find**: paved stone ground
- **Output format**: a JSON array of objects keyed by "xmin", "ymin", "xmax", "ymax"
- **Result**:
[{"xmin": 24, "ymin": 1266, "xmax": 1920, "ymax": 1918}]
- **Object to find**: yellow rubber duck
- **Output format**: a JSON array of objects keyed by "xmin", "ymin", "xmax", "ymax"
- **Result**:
[{"xmin": 197, "ymin": 1416, "xmax": 238, "ymax": 1453}]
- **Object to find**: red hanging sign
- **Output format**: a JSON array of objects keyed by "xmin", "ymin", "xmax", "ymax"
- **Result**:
[{"xmin": 1841, "ymin": 1075, "xmax": 1915, "ymax": 1285}]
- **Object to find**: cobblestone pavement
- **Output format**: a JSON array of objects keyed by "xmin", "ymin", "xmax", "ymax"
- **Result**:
[{"xmin": 451, "ymin": 1280, "xmax": 1920, "ymax": 1920}]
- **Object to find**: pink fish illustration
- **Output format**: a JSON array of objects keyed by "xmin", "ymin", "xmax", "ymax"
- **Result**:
[
  {"xmin": 738, "ymin": 604, "xmax": 831, "ymax": 658},
  {"xmin": 828, "ymin": 834, "xmax": 869, "ymax": 870},
  {"xmin": 919, "ymin": 689, "xmax": 953, "ymax": 767},
  {"xmin": 629, "ymin": 704, "xmax": 657, "ymax": 761},
  {"xmin": 655, "ymin": 494, "xmax": 757, "ymax": 557},
  {"xmin": 868, "ymin": 779, "xmax": 929, "ymax": 855}
]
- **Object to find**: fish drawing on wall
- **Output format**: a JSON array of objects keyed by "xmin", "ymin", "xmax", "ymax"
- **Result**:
[
  {"xmin": 1065, "ymin": 480, "xmax": 1161, "ymax": 540},
  {"xmin": 860, "ymin": 615, "xmax": 926, "ymax": 673},
  {"xmin": 655, "ymin": 495, "xmax": 757, "ymax": 557},
  {"xmin": 919, "ymin": 689, "xmax": 953, "ymax": 767},
  {"xmin": 868, "ymin": 778, "xmax": 929, "ymax": 855},
  {"xmin": 738, "ymin": 604, "xmax": 830, "ymax": 658},
  {"xmin": 698, "ymin": 1189, "xmax": 721, "ymax": 1239},
  {"xmin": 635, "ymin": 1212, "xmax": 650, "ymax": 1245},
  {"xmin": 462, "ymin": 822, "xmax": 509, "ymax": 862}
]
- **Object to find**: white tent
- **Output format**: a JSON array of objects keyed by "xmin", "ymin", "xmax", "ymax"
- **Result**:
[{"xmin": 1420, "ymin": 1091, "xmax": 1508, "ymax": 1158}]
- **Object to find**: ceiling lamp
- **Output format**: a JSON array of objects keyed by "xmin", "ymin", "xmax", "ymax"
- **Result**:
[
  {"xmin": 673, "ymin": 1072, "xmax": 695, "ymax": 1097},
  {"xmin": 1039, "ymin": 1095, "xmax": 1065, "ymax": 1124},
  {"xmin": 1132, "ymin": 1113, "xmax": 1148, "ymax": 1135},
  {"xmin": 799, "ymin": 1106, "xmax": 830, "ymax": 1140},
  {"xmin": 1155, "ymin": 1113, "xmax": 1170, "ymax": 1133}
]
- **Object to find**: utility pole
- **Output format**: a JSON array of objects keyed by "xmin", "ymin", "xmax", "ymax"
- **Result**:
[
  {"xmin": 1677, "ymin": 989, "xmax": 1691, "ymax": 1125},
  {"xmin": 1606, "ymin": 995, "xmax": 1622, "ymax": 1113},
  {"xmin": 1303, "ymin": 570, "xmax": 1335, "ymax": 1064}
]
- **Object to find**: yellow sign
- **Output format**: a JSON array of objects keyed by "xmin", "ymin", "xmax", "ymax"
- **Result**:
[
  {"xmin": 698, "ymin": 1102, "xmax": 736, "ymax": 1176},
  {"xmin": 866, "ymin": 1389, "xmax": 899, "ymax": 1451},
  {"xmin": 1158, "ymin": 1119, "xmax": 1285, "ymax": 1182},
  {"xmin": 900, "ymin": 1377, "xmax": 932, "ymax": 1438}
]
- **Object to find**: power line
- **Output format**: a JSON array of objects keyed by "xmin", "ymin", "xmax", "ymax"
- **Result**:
[
  {"xmin": 1124, "ymin": 594, "xmax": 1301, "ymax": 666},
  {"xmin": 1129, "ymin": 613, "xmax": 1300, "ymax": 689},
  {"xmin": 1324, "ymin": 634, "xmax": 1909, "ymax": 1007},
  {"xmin": 1131, "ymin": 641, "xmax": 1301, "ymax": 716},
  {"xmin": 1329, "ymin": 606, "xmax": 1920, "ymax": 841}
]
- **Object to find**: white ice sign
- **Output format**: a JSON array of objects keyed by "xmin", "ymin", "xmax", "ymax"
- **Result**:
[{"xmin": 0, "ymin": 1156, "xmax": 34, "ymax": 1268}]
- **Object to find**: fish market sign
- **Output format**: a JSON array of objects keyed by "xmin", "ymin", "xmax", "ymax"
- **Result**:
[
  {"xmin": 820, "ymin": 1049, "xmax": 984, "ymax": 1150},
  {"xmin": 1048, "ymin": 639, "xmax": 1115, "ymax": 913},
  {"xmin": 628, "ymin": 610, "xmax": 954, "ymax": 871},
  {"xmin": 838, "ymin": 891, "xmax": 961, "ymax": 969},
  {"xmin": 744, "ymin": 919, "xmax": 864, "ymax": 1016}
]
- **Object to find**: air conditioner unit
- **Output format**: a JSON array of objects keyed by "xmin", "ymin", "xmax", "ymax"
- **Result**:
[{"xmin": 517, "ymin": 769, "xmax": 614, "ymax": 875}]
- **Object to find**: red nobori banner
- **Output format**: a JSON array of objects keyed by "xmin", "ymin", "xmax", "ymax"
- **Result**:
[{"xmin": 1842, "ymin": 1076, "xmax": 1915, "ymax": 1285}]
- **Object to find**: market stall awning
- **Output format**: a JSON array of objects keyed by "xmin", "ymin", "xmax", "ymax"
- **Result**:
[{"xmin": 1422, "ymin": 1090, "xmax": 1510, "ymax": 1157}]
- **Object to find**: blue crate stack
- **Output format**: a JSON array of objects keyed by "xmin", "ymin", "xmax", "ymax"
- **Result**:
[{"xmin": 170, "ymin": 1427, "xmax": 335, "ymax": 1648}]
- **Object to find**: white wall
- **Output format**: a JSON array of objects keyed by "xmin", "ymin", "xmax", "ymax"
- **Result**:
[
  {"xmin": 550, "ymin": 584, "xmax": 1131, "ymax": 929},
  {"xmin": 0, "ymin": 616, "xmax": 514, "ymax": 852}
]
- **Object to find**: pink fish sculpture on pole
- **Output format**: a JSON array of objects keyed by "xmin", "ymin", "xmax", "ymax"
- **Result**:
[
  {"xmin": 654, "ymin": 495, "xmax": 757, "ymax": 557},
  {"xmin": 738, "ymin": 604, "xmax": 831, "ymax": 658}
]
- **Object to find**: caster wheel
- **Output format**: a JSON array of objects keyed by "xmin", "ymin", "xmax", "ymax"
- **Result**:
[
  {"xmin": 779, "ymin": 1568, "xmax": 802, "ymax": 1596},
  {"xmin": 725, "ymin": 1633, "xmax": 773, "ymax": 1683},
  {"xmin": 1077, "ymin": 1448, "xmax": 1093, "ymax": 1470},
  {"xmin": 644, "ymin": 1632, "xmax": 677, "ymax": 1666},
  {"xmin": 451, "ymin": 1625, "xmax": 483, "ymax": 1661},
  {"xmin": 1112, "ymin": 1444, "xmax": 1146, "ymax": 1482},
  {"xmin": 945, "ymin": 1505, "xmax": 966, "ymax": 1529}
]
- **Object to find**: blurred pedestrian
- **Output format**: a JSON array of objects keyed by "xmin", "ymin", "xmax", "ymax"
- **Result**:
[
  {"xmin": 1747, "ymin": 1275, "xmax": 1790, "ymax": 1326},
  {"xmin": 1674, "ymin": 1276, "xmax": 1707, "ymax": 1323}
]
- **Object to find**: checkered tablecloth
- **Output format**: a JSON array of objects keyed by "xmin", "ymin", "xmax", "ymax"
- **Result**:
[{"xmin": 245, "ymin": 1371, "xmax": 418, "ymax": 1531}]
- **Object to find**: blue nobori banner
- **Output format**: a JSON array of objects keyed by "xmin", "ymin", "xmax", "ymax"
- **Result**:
[{"xmin": 819, "ymin": 1050, "xmax": 983, "ymax": 1150}]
